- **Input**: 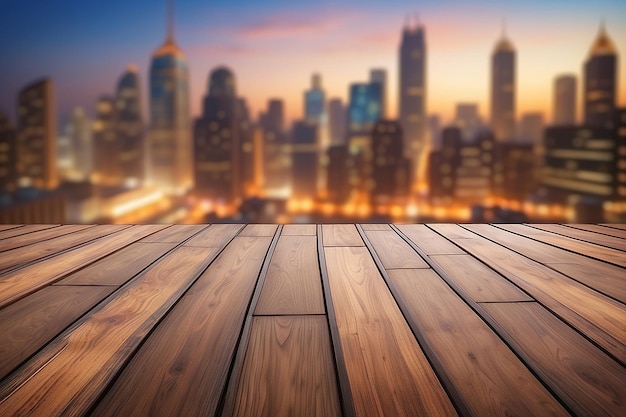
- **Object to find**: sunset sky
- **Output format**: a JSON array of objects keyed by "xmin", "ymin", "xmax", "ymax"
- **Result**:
[{"xmin": 1, "ymin": 0, "xmax": 625, "ymax": 129}]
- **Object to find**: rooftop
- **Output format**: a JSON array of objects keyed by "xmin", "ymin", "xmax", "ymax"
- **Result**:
[{"xmin": 0, "ymin": 222, "xmax": 624, "ymax": 416}]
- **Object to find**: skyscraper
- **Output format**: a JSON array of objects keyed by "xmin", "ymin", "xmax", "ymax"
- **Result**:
[
  {"xmin": 68, "ymin": 107, "xmax": 92, "ymax": 179},
  {"xmin": 304, "ymin": 73, "xmax": 325, "ymax": 125},
  {"xmin": 370, "ymin": 69, "xmax": 387, "ymax": 119},
  {"xmin": 490, "ymin": 29, "xmax": 516, "ymax": 141},
  {"xmin": 0, "ymin": 111, "xmax": 17, "ymax": 193},
  {"xmin": 93, "ymin": 96, "xmax": 121, "ymax": 185},
  {"xmin": 454, "ymin": 103, "xmax": 483, "ymax": 142},
  {"xmin": 399, "ymin": 16, "xmax": 426, "ymax": 179},
  {"xmin": 291, "ymin": 120, "xmax": 318, "ymax": 199},
  {"xmin": 328, "ymin": 98, "xmax": 346, "ymax": 146},
  {"xmin": 371, "ymin": 120, "xmax": 410, "ymax": 204},
  {"xmin": 148, "ymin": 0, "xmax": 191, "ymax": 195},
  {"xmin": 17, "ymin": 78, "xmax": 57, "ymax": 189},
  {"xmin": 553, "ymin": 75, "xmax": 577, "ymax": 125},
  {"xmin": 584, "ymin": 23, "xmax": 618, "ymax": 129},
  {"xmin": 193, "ymin": 67, "xmax": 241, "ymax": 203},
  {"xmin": 116, "ymin": 66, "xmax": 144, "ymax": 185},
  {"xmin": 519, "ymin": 112, "xmax": 544, "ymax": 146}
]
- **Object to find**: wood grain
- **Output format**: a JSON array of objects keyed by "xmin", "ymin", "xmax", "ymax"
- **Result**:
[
  {"xmin": 529, "ymin": 223, "xmax": 626, "ymax": 252},
  {"xmin": 429, "ymin": 254, "xmax": 532, "ymax": 302},
  {"xmin": 0, "ymin": 285, "xmax": 115, "ymax": 380},
  {"xmin": 0, "ymin": 224, "xmax": 58, "ymax": 240},
  {"xmin": 239, "ymin": 224, "xmax": 278, "ymax": 237},
  {"xmin": 0, "ymin": 224, "xmax": 24, "ymax": 232},
  {"xmin": 255, "ymin": 235, "xmax": 325, "ymax": 315},
  {"xmin": 184, "ymin": 223, "xmax": 243, "ymax": 247},
  {"xmin": 322, "ymin": 224, "xmax": 363, "ymax": 246},
  {"xmin": 58, "ymin": 242, "xmax": 176, "ymax": 286},
  {"xmin": 449, "ymin": 234, "xmax": 626, "ymax": 364},
  {"xmin": 232, "ymin": 316, "xmax": 341, "ymax": 417},
  {"xmin": 483, "ymin": 302, "xmax": 626, "ymax": 417},
  {"xmin": 364, "ymin": 230, "xmax": 429, "ymax": 269},
  {"xmin": 396, "ymin": 224, "xmax": 465, "ymax": 255},
  {"xmin": 0, "ymin": 225, "xmax": 95, "ymax": 252},
  {"xmin": 428, "ymin": 223, "xmax": 478, "ymax": 239},
  {"xmin": 600, "ymin": 223, "xmax": 626, "ymax": 231},
  {"xmin": 388, "ymin": 269, "xmax": 569, "ymax": 417},
  {"xmin": 566, "ymin": 224, "xmax": 626, "ymax": 239},
  {"xmin": 89, "ymin": 237, "xmax": 272, "ymax": 417},
  {"xmin": 359, "ymin": 223, "xmax": 391, "ymax": 231},
  {"xmin": 324, "ymin": 246, "xmax": 458, "ymax": 417},
  {"xmin": 0, "ymin": 225, "xmax": 168, "ymax": 309},
  {"xmin": 0, "ymin": 245, "xmax": 221, "ymax": 417},
  {"xmin": 0, "ymin": 224, "xmax": 129, "ymax": 273},
  {"xmin": 139, "ymin": 224, "xmax": 204, "ymax": 242},
  {"xmin": 281, "ymin": 224, "xmax": 317, "ymax": 235}
]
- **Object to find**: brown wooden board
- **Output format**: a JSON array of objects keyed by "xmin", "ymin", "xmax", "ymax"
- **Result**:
[
  {"xmin": 0, "ymin": 224, "xmax": 95, "ymax": 252},
  {"xmin": 0, "ymin": 245, "xmax": 223, "ymax": 417},
  {"xmin": 239, "ymin": 224, "xmax": 278, "ymax": 237},
  {"xmin": 322, "ymin": 224, "xmax": 364, "ymax": 246},
  {"xmin": 0, "ymin": 285, "xmax": 115, "ymax": 380},
  {"xmin": 388, "ymin": 269, "xmax": 569, "ymax": 417},
  {"xmin": 324, "ymin": 246, "xmax": 458, "ymax": 417},
  {"xmin": 359, "ymin": 223, "xmax": 391, "ymax": 231},
  {"xmin": 89, "ymin": 237, "xmax": 272, "ymax": 417},
  {"xmin": 600, "ymin": 223, "xmax": 626, "ymax": 231},
  {"xmin": 139, "ymin": 224, "xmax": 204, "ymax": 242},
  {"xmin": 475, "ymin": 224, "xmax": 626, "ymax": 302},
  {"xmin": 396, "ymin": 224, "xmax": 465, "ymax": 255},
  {"xmin": 184, "ymin": 223, "xmax": 244, "ymax": 247},
  {"xmin": 0, "ymin": 225, "xmax": 168, "ymax": 309},
  {"xmin": 364, "ymin": 230, "xmax": 429, "ymax": 269},
  {"xmin": 449, "ymin": 234, "xmax": 626, "ymax": 364},
  {"xmin": 483, "ymin": 302, "xmax": 626, "ymax": 417},
  {"xmin": 529, "ymin": 223, "xmax": 626, "ymax": 252},
  {"xmin": 232, "ymin": 316, "xmax": 342, "ymax": 417},
  {"xmin": 58, "ymin": 242, "xmax": 176, "ymax": 286},
  {"xmin": 428, "ymin": 223, "xmax": 478, "ymax": 239},
  {"xmin": 255, "ymin": 235, "xmax": 325, "ymax": 315},
  {"xmin": 0, "ymin": 224, "xmax": 58, "ymax": 240},
  {"xmin": 0, "ymin": 224, "xmax": 24, "ymax": 232},
  {"xmin": 281, "ymin": 224, "xmax": 317, "ymax": 235},
  {"xmin": 566, "ymin": 224, "xmax": 626, "ymax": 239},
  {"xmin": 0, "ymin": 224, "xmax": 129, "ymax": 273},
  {"xmin": 429, "ymin": 254, "xmax": 532, "ymax": 302}
]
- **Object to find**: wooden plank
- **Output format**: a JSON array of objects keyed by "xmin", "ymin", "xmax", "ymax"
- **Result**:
[
  {"xmin": 255, "ymin": 235, "xmax": 325, "ymax": 315},
  {"xmin": 0, "ymin": 245, "xmax": 223, "ymax": 417},
  {"xmin": 0, "ymin": 224, "xmax": 129, "ymax": 273},
  {"xmin": 566, "ymin": 224, "xmax": 626, "ymax": 239},
  {"xmin": 429, "ymin": 254, "xmax": 532, "ymax": 302},
  {"xmin": 0, "ymin": 285, "xmax": 115, "ymax": 380},
  {"xmin": 322, "ymin": 224, "xmax": 363, "ymax": 246},
  {"xmin": 184, "ymin": 223, "xmax": 243, "ymax": 247},
  {"xmin": 232, "ymin": 316, "xmax": 341, "ymax": 417},
  {"xmin": 0, "ymin": 224, "xmax": 58, "ymax": 240},
  {"xmin": 448, "ymin": 234, "xmax": 626, "ymax": 364},
  {"xmin": 529, "ymin": 223, "xmax": 626, "ymax": 252},
  {"xmin": 388, "ymin": 269, "xmax": 569, "ymax": 417},
  {"xmin": 483, "ymin": 302, "xmax": 626, "ymax": 417},
  {"xmin": 0, "ymin": 224, "xmax": 23, "ymax": 232},
  {"xmin": 359, "ymin": 223, "xmax": 391, "ymax": 231},
  {"xmin": 474, "ymin": 224, "xmax": 626, "ymax": 303},
  {"xmin": 428, "ymin": 223, "xmax": 478, "ymax": 239},
  {"xmin": 600, "ymin": 223, "xmax": 626, "ymax": 231},
  {"xmin": 139, "ymin": 224, "xmax": 204, "ymax": 242},
  {"xmin": 324, "ymin": 246, "xmax": 458, "ymax": 417},
  {"xmin": 281, "ymin": 224, "xmax": 316, "ymax": 235},
  {"xmin": 88, "ymin": 237, "xmax": 272, "ymax": 417},
  {"xmin": 364, "ymin": 230, "xmax": 429, "ymax": 269},
  {"xmin": 239, "ymin": 224, "xmax": 278, "ymax": 237},
  {"xmin": 58, "ymin": 242, "xmax": 176, "ymax": 286},
  {"xmin": 0, "ymin": 225, "xmax": 168, "ymax": 309},
  {"xmin": 396, "ymin": 224, "xmax": 465, "ymax": 255},
  {"xmin": 0, "ymin": 224, "xmax": 94, "ymax": 252}
]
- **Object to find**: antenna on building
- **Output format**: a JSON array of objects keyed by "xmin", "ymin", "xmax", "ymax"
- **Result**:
[{"xmin": 166, "ymin": 0, "xmax": 175, "ymax": 42}]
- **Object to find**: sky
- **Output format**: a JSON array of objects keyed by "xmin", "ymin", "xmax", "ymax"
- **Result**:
[{"xmin": 0, "ymin": 0, "xmax": 625, "ymax": 129}]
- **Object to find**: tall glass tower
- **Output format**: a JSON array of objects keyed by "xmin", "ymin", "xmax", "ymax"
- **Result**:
[
  {"xmin": 399, "ymin": 16, "xmax": 426, "ymax": 185},
  {"xmin": 116, "ymin": 66, "xmax": 144, "ymax": 185},
  {"xmin": 148, "ymin": 0, "xmax": 191, "ymax": 195},
  {"xmin": 490, "ymin": 30, "xmax": 516, "ymax": 142},
  {"xmin": 584, "ymin": 23, "xmax": 617, "ymax": 130}
]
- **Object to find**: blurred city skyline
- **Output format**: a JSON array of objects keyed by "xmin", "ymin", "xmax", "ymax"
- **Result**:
[{"xmin": 1, "ymin": 0, "xmax": 625, "ymax": 127}]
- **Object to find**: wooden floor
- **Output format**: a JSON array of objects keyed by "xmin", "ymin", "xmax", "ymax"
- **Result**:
[{"xmin": 0, "ymin": 223, "xmax": 624, "ymax": 417}]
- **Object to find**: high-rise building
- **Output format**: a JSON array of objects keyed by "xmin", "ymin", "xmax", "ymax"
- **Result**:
[
  {"xmin": 519, "ymin": 112, "xmax": 544, "ymax": 146},
  {"xmin": 0, "ymin": 111, "xmax": 17, "ymax": 193},
  {"xmin": 291, "ymin": 121, "xmax": 318, "ymax": 199},
  {"xmin": 148, "ymin": 0, "xmax": 192, "ymax": 195},
  {"xmin": 193, "ymin": 67, "xmax": 241, "ymax": 203},
  {"xmin": 237, "ymin": 98, "xmax": 255, "ymax": 196},
  {"xmin": 584, "ymin": 23, "xmax": 617, "ymax": 129},
  {"xmin": 326, "ymin": 145, "xmax": 350, "ymax": 204},
  {"xmin": 455, "ymin": 103, "xmax": 483, "ymax": 142},
  {"xmin": 371, "ymin": 120, "xmax": 410, "ymax": 204},
  {"xmin": 261, "ymin": 99, "xmax": 290, "ymax": 195},
  {"xmin": 304, "ymin": 73, "xmax": 325, "ymax": 125},
  {"xmin": 553, "ymin": 75, "xmax": 577, "ymax": 125},
  {"xmin": 68, "ymin": 107, "xmax": 92, "ymax": 179},
  {"xmin": 399, "ymin": 17, "xmax": 427, "ymax": 176},
  {"xmin": 265, "ymin": 99, "xmax": 284, "ymax": 133},
  {"xmin": 116, "ymin": 66, "xmax": 144, "ymax": 185},
  {"xmin": 93, "ymin": 96, "xmax": 121, "ymax": 185},
  {"xmin": 17, "ymin": 78, "xmax": 57, "ymax": 190},
  {"xmin": 328, "ymin": 98, "xmax": 346, "ymax": 146},
  {"xmin": 490, "ymin": 30, "xmax": 516, "ymax": 141},
  {"xmin": 370, "ymin": 69, "xmax": 387, "ymax": 119},
  {"xmin": 428, "ymin": 114, "xmax": 441, "ymax": 151}
]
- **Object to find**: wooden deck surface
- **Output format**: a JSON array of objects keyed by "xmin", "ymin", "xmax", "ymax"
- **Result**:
[{"xmin": 0, "ymin": 223, "xmax": 624, "ymax": 417}]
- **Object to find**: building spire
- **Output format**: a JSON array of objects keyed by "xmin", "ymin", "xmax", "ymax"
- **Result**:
[{"xmin": 166, "ymin": 0, "xmax": 174, "ymax": 43}]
